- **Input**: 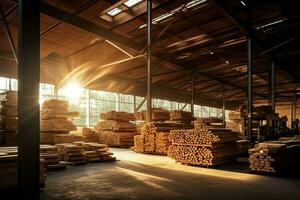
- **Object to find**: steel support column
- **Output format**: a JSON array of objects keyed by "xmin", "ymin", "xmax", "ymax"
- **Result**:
[
  {"xmin": 146, "ymin": 0, "xmax": 152, "ymax": 122},
  {"xmin": 133, "ymin": 95, "xmax": 137, "ymax": 112},
  {"xmin": 18, "ymin": 0, "xmax": 40, "ymax": 199},
  {"xmin": 191, "ymin": 72, "xmax": 195, "ymax": 117},
  {"xmin": 247, "ymin": 37, "xmax": 253, "ymax": 141},
  {"xmin": 292, "ymin": 95, "xmax": 297, "ymax": 123},
  {"xmin": 222, "ymin": 84, "xmax": 226, "ymax": 127},
  {"xmin": 271, "ymin": 62, "xmax": 275, "ymax": 112}
]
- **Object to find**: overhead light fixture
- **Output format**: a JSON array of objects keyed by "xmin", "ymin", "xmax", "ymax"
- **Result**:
[
  {"xmin": 107, "ymin": 7, "xmax": 122, "ymax": 16},
  {"xmin": 124, "ymin": 0, "xmax": 143, "ymax": 8},
  {"xmin": 210, "ymin": 51, "xmax": 214, "ymax": 55},
  {"xmin": 240, "ymin": 1, "xmax": 246, "ymax": 7},
  {"xmin": 256, "ymin": 19, "xmax": 285, "ymax": 30},
  {"xmin": 226, "ymin": 60, "xmax": 230, "ymax": 64}
]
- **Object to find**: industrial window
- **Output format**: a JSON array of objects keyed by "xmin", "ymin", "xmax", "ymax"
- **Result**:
[
  {"xmin": 107, "ymin": 7, "xmax": 122, "ymax": 16},
  {"xmin": 124, "ymin": 0, "xmax": 143, "ymax": 8}
]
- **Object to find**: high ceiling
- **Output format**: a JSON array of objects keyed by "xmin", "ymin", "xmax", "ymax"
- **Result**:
[{"xmin": 0, "ymin": 0, "xmax": 299, "ymax": 109}]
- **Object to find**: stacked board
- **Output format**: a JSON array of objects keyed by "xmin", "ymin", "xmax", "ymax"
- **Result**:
[
  {"xmin": 226, "ymin": 111, "xmax": 243, "ymax": 134},
  {"xmin": 168, "ymin": 128, "xmax": 239, "ymax": 166},
  {"xmin": 249, "ymin": 140, "xmax": 300, "ymax": 174},
  {"xmin": 135, "ymin": 108, "xmax": 170, "ymax": 121},
  {"xmin": 40, "ymin": 145, "xmax": 66, "ymax": 170},
  {"xmin": 170, "ymin": 110, "xmax": 194, "ymax": 123},
  {"xmin": 95, "ymin": 111, "xmax": 136, "ymax": 147},
  {"xmin": 0, "ymin": 147, "xmax": 47, "ymax": 189},
  {"xmin": 56, "ymin": 144, "xmax": 87, "ymax": 165},
  {"xmin": 134, "ymin": 122, "xmax": 193, "ymax": 155},
  {"xmin": 40, "ymin": 99, "xmax": 79, "ymax": 144},
  {"xmin": 0, "ymin": 91, "xmax": 18, "ymax": 145},
  {"xmin": 75, "ymin": 142, "xmax": 116, "ymax": 162},
  {"xmin": 194, "ymin": 117, "xmax": 224, "ymax": 129}
]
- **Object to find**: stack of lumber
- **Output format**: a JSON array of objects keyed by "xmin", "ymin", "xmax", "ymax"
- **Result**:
[
  {"xmin": 54, "ymin": 134, "xmax": 88, "ymax": 144},
  {"xmin": 0, "ymin": 91, "xmax": 18, "ymax": 145},
  {"xmin": 76, "ymin": 142, "xmax": 116, "ymax": 162},
  {"xmin": 95, "ymin": 111, "xmax": 136, "ymax": 147},
  {"xmin": 168, "ymin": 128, "xmax": 239, "ymax": 166},
  {"xmin": 170, "ymin": 110, "xmax": 194, "ymax": 123},
  {"xmin": 40, "ymin": 99, "xmax": 78, "ymax": 144},
  {"xmin": 81, "ymin": 127, "xmax": 98, "ymax": 142},
  {"xmin": 40, "ymin": 145, "xmax": 66, "ymax": 170},
  {"xmin": 226, "ymin": 111, "xmax": 243, "ymax": 133},
  {"xmin": 135, "ymin": 108, "xmax": 170, "ymax": 121},
  {"xmin": 0, "ymin": 147, "xmax": 47, "ymax": 189},
  {"xmin": 134, "ymin": 122, "xmax": 193, "ymax": 154},
  {"xmin": 249, "ymin": 140, "xmax": 300, "ymax": 173},
  {"xmin": 194, "ymin": 117, "xmax": 224, "ymax": 129},
  {"xmin": 56, "ymin": 144, "xmax": 86, "ymax": 165}
]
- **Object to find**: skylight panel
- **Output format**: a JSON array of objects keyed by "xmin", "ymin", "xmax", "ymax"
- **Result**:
[
  {"xmin": 185, "ymin": 0, "xmax": 207, "ymax": 9},
  {"xmin": 256, "ymin": 19, "xmax": 285, "ymax": 30},
  {"xmin": 107, "ymin": 7, "xmax": 122, "ymax": 16},
  {"xmin": 124, "ymin": 0, "xmax": 143, "ymax": 8}
]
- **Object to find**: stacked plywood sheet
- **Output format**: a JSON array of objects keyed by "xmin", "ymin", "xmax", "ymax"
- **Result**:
[
  {"xmin": 56, "ymin": 144, "xmax": 86, "ymax": 165},
  {"xmin": 0, "ymin": 147, "xmax": 47, "ymax": 189},
  {"xmin": 134, "ymin": 122, "xmax": 193, "ymax": 154},
  {"xmin": 168, "ymin": 128, "xmax": 239, "ymax": 166},
  {"xmin": 40, "ymin": 99, "xmax": 78, "ymax": 144},
  {"xmin": 40, "ymin": 145, "xmax": 66, "ymax": 170},
  {"xmin": 0, "ymin": 91, "xmax": 18, "ymax": 145},
  {"xmin": 249, "ymin": 140, "xmax": 300, "ymax": 174},
  {"xmin": 135, "ymin": 108, "xmax": 170, "ymax": 121},
  {"xmin": 95, "ymin": 111, "xmax": 136, "ymax": 147}
]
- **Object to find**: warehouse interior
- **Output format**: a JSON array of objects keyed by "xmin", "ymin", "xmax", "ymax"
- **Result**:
[{"xmin": 0, "ymin": 0, "xmax": 300, "ymax": 199}]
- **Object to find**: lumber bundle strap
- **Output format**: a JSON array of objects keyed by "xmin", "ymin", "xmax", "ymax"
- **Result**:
[{"xmin": 100, "ymin": 111, "xmax": 135, "ymax": 122}]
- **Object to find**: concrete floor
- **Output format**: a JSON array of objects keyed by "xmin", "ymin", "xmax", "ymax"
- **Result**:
[{"xmin": 40, "ymin": 148, "xmax": 300, "ymax": 200}]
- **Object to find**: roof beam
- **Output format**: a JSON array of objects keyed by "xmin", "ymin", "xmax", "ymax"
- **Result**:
[{"xmin": 208, "ymin": 0, "xmax": 300, "ymax": 83}]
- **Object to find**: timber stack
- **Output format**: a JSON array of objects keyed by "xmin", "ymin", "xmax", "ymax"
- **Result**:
[
  {"xmin": 40, "ymin": 99, "xmax": 79, "ymax": 144},
  {"xmin": 168, "ymin": 128, "xmax": 239, "ymax": 166},
  {"xmin": 0, "ymin": 146, "xmax": 47, "ymax": 189},
  {"xmin": 56, "ymin": 144, "xmax": 87, "ymax": 165},
  {"xmin": 0, "ymin": 91, "xmax": 18, "ymax": 145},
  {"xmin": 134, "ymin": 122, "xmax": 193, "ymax": 155},
  {"xmin": 40, "ymin": 145, "xmax": 66, "ymax": 170},
  {"xmin": 95, "ymin": 111, "xmax": 136, "ymax": 147},
  {"xmin": 135, "ymin": 108, "xmax": 170, "ymax": 122},
  {"xmin": 170, "ymin": 110, "xmax": 194, "ymax": 124},
  {"xmin": 249, "ymin": 140, "xmax": 300, "ymax": 174},
  {"xmin": 194, "ymin": 117, "xmax": 224, "ymax": 129},
  {"xmin": 226, "ymin": 111, "xmax": 243, "ymax": 134}
]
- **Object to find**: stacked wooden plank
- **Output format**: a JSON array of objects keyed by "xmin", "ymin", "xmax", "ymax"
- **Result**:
[
  {"xmin": 80, "ymin": 142, "xmax": 116, "ymax": 162},
  {"xmin": 134, "ymin": 122, "xmax": 193, "ymax": 154},
  {"xmin": 249, "ymin": 140, "xmax": 300, "ymax": 173},
  {"xmin": 40, "ymin": 99, "xmax": 78, "ymax": 144},
  {"xmin": 95, "ymin": 111, "xmax": 136, "ymax": 147},
  {"xmin": 168, "ymin": 128, "xmax": 239, "ymax": 166},
  {"xmin": 56, "ymin": 144, "xmax": 87, "ymax": 165},
  {"xmin": 170, "ymin": 110, "xmax": 194, "ymax": 123},
  {"xmin": 135, "ymin": 108, "xmax": 170, "ymax": 121},
  {"xmin": 0, "ymin": 91, "xmax": 18, "ymax": 145},
  {"xmin": 0, "ymin": 147, "xmax": 47, "ymax": 189},
  {"xmin": 226, "ymin": 111, "xmax": 243, "ymax": 133},
  {"xmin": 40, "ymin": 145, "xmax": 66, "ymax": 170},
  {"xmin": 194, "ymin": 117, "xmax": 224, "ymax": 129}
]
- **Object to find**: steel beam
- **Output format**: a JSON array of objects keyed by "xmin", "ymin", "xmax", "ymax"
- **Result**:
[
  {"xmin": 247, "ymin": 37, "xmax": 253, "ymax": 141},
  {"xmin": 222, "ymin": 84, "xmax": 226, "ymax": 127},
  {"xmin": 271, "ymin": 62, "xmax": 275, "ymax": 112},
  {"xmin": 146, "ymin": 0, "xmax": 152, "ymax": 122},
  {"xmin": 0, "ymin": 3, "xmax": 18, "ymax": 63},
  {"xmin": 18, "ymin": 0, "xmax": 40, "ymax": 199},
  {"xmin": 191, "ymin": 72, "xmax": 195, "ymax": 116}
]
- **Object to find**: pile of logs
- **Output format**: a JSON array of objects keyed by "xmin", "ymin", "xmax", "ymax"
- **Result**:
[
  {"xmin": 40, "ymin": 145, "xmax": 66, "ymax": 170},
  {"xmin": 0, "ymin": 91, "xmax": 18, "ymax": 145},
  {"xmin": 249, "ymin": 140, "xmax": 300, "ymax": 173},
  {"xmin": 194, "ymin": 117, "xmax": 224, "ymax": 129},
  {"xmin": 40, "ymin": 99, "xmax": 79, "ymax": 144},
  {"xmin": 95, "ymin": 111, "xmax": 136, "ymax": 147},
  {"xmin": 134, "ymin": 122, "xmax": 193, "ymax": 155},
  {"xmin": 168, "ymin": 128, "xmax": 239, "ymax": 166},
  {"xmin": 0, "ymin": 146, "xmax": 47, "ymax": 189}
]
